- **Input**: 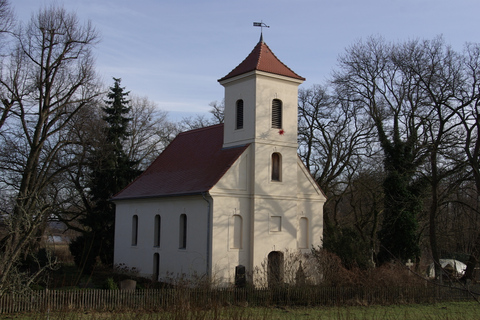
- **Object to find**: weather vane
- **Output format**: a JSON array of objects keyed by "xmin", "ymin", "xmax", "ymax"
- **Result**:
[{"xmin": 253, "ymin": 21, "xmax": 270, "ymax": 36}]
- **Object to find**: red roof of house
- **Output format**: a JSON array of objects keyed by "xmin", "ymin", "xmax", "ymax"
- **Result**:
[
  {"xmin": 218, "ymin": 39, "xmax": 305, "ymax": 82},
  {"xmin": 112, "ymin": 124, "xmax": 248, "ymax": 200}
]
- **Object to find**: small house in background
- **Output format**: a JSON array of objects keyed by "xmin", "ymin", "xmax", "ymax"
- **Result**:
[{"xmin": 112, "ymin": 36, "xmax": 326, "ymax": 286}]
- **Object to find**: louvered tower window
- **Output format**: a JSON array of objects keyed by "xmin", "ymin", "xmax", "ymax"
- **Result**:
[
  {"xmin": 236, "ymin": 99, "xmax": 244, "ymax": 129},
  {"xmin": 271, "ymin": 99, "xmax": 282, "ymax": 129}
]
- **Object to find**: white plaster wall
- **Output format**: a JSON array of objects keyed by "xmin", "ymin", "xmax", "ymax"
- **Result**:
[
  {"xmin": 209, "ymin": 195, "xmax": 251, "ymax": 284},
  {"xmin": 210, "ymin": 149, "xmax": 251, "ymax": 284},
  {"xmin": 221, "ymin": 71, "xmax": 303, "ymax": 149},
  {"xmin": 251, "ymin": 143, "xmax": 298, "ymax": 197},
  {"xmin": 221, "ymin": 73, "xmax": 257, "ymax": 148},
  {"xmin": 254, "ymin": 73, "xmax": 301, "ymax": 148},
  {"xmin": 114, "ymin": 196, "xmax": 209, "ymax": 281},
  {"xmin": 296, "ymin": 158, "xmax": 325, "ymax": 249}
]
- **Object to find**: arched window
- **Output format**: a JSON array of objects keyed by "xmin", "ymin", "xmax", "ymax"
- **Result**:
[
  {"xmin": 154, "ymin": 215, "xmax": 161, "ymax": 247},
  {"xmin": 298, "ymin": 217, "xmax": 309, "ymax": 249},
  {"xmin": 271, "ymin": 99, "xmax": 282, "ymax": 129},
  {"xmin": 132, "ymin": 215, "xmax": 138, "ymax": 246},
  {"xmin": 271, "ymin": 152, "xmax": 282, "ymax": 181},
  {"xmin": 179, "ymin": 214, "xmax": 187, "ymax": 249},
  {"xmin": 236, "ymin": 99, "xmax": 244, "ymax": 130},
  {"xmin": 231, "ymin": 215, "xmax": 243, "ymax": 249}
]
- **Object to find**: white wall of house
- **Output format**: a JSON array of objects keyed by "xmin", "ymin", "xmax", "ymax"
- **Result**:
[
  {"xmin": 210, "ymin": 149, "xmax": 251, "ymax": 283},
  {"xmin": 114, "ymin": 196, "xmax": 209, "ymax": 281}
]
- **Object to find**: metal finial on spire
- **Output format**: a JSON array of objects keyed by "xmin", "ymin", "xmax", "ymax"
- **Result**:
[{"xmin": 253, "ymin": 21, "xmax": 269, "ymax": 42}]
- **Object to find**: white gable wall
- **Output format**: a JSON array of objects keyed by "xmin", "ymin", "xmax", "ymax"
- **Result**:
[{"xmin": 208, "ymin": 145, "xmax": 325, "ymax": 285}]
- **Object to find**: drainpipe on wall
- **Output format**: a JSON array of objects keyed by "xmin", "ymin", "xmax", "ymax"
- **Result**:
[{"xmin": 202, "ymin": 192, "xmax": 211, "ymax": 278}]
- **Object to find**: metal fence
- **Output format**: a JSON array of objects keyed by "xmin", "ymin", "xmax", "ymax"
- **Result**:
[{"xmin": 0, "ymin": 285, "xmax": 476, "ymax": 314}]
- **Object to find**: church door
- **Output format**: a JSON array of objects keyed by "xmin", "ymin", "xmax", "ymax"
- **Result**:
[{"xmin": 267, "ymin": 251, "xmax": 284, "ymax": 288}]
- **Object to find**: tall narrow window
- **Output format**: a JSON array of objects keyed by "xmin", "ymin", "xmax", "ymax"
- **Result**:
[
  {"xmin": 132, "ymin": 215, "xmax": 138, "ymax": 246},
  {"xmin": 236, "ymin": 99, "xmax": 244, "ymax": 130},
  {"xmin": 271, "ymin": 99, "xmax": 282, "ymax": 129},
  {"xmin": 153, "ymin": 253, "xmax": 160, "ymax": 281},
  {"xmin": 231, "ymin": 215, "xmax": 243, "ymax": 249},
  {"xmin": 271, "ymin": 152, "xmax": 282, "ymax": 181},
  {"xmin": 154, "ymin": 215, "xmax": 161, "ymax": 247},
  {"xmin": 179, "ymin": 214, "xmax": 187, "ymax": 249},
  {"xmin": 298, "ymin": 217, "xmax": 309, "ymax": 249}
]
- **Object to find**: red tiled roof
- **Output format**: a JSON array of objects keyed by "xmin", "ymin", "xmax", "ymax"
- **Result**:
[
  {"xmin": 112, "ymin": 124, "xmax": 248, "ymax": 200},
  {"xmin": 218, "ymin": 40, "xmax": 305, "ymax": 82}
]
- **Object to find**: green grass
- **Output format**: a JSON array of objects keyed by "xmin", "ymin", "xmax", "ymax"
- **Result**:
[{"xmin": 5, "ymin": 301, "xmax": 480, "ymax": 320}]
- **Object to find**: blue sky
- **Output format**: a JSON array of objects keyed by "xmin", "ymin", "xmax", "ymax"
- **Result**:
[{"xmin": 13, "ymin": 0, "xmax": 480, "ymax": 120}]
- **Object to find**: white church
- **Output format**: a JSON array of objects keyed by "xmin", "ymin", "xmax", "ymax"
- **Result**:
[{"xmin": 112, "ymin": 36, "xmax": 326, "ymax": 286}]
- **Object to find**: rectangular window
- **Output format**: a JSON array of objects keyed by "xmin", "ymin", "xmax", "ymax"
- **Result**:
[
  {"xmin": 270, "ymin": 216, "xmax": 282, "ymax": 232},
  {"xmin": 236, "ymin": 100, "xmax": 244, "ymax": 130},
  {"xmin": 231, "ymin": 215, "xmax": 243, "ymax": 249},
  {"xmin": 153, "ymin": 253, "xmax": 160, "ymax": 281},
  {"xmin": 298, "ymin": 217, "xmax": 309, "ymax": 249},
  {"xmin": 154, "ymin": 215, "xmax": 161, "ymax": 247},
  {"xmin": 179, "ymin": 214, "xmax": 187, "ymax": 249},
  {"xmin": 132, "ymin": 215, "xmax": 138, "ymax": 246},
  {"xmin": 271, "ymin": 99, "xmax": 282, "ymax": 129}
]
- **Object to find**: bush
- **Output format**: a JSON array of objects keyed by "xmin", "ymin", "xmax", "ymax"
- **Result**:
[
  {"xmin": 69, "ymin": 234, "xmax": 98, "ymax": 274},
  {"xmin": 322, "ymin": 227, "xmax": 372, "ymax": 269},
  {"xmin": 103, "ymin": 277, "xmax": 118, "ymax": 290}
]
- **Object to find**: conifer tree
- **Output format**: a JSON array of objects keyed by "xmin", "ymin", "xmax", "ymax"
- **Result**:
[{"xmin": 70, "ymin": 78, "xmax": 140, "ymax": 271}]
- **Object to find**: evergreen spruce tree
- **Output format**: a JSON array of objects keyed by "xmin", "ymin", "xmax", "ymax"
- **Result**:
[{"xmin": 70, "ymin": 78, "xmax": 140, "ymax": 271}]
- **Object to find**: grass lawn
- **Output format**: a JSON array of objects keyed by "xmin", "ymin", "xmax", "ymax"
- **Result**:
[{"xmin": 4, "ymin": 301, "xmax": 480, "ymax": 320}]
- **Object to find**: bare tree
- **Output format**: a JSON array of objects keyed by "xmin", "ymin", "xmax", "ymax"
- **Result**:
[
  {"xmin": 298, "ymin": 85, "xmax": 374, "ymax": 194},
  {"xmin": 333, "ymin": 36, "xmax": 432, "ymax": 264},
  {"xmin": 208, "ymin": 99, "xmax": 224, "ymax": 124},
  {"xmin": 0, "ymin": 0, "xmax": 13, "ymax": 36},
  {"xmin": 125, "ymin": 95, "xmax": 177, "ymax": 170},
  {"xmin": 0, "ymin": 5, "xmax": 100, "ymax": 293},
  {"xmin": 331, "ymin": 36, "xmax": 480, "ymax": 272},
  {"xmin": 452, "ymin": 43, "xmax": 480, "ymax": 280},
  {"xmin": 0, "ymin": 0, "xmax": 15, "ymax": 131},
  {"xmin": 178, "ymin": 100, "xmax": 224, "ymax": 131},
  {"xmin": 393, "ymin": 38, "xmax": 479, "ymax": 278},
  {"xmin": 298, "ymin": 84, "xmax": 376, "ymax": 264}
]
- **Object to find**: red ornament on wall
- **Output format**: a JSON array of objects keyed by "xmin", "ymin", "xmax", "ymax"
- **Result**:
[{"xmin": 278, "ymin": 129, "xmax": 285, "ymax": 135}]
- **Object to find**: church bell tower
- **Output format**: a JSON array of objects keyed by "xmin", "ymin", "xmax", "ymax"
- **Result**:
[
  {"xmin": 218, "ymin": 37, "xmax": 305, "ymax": 150},
  {"xmin": 218, "ymin": 37, "xmax": 306, "ymax": 276}
]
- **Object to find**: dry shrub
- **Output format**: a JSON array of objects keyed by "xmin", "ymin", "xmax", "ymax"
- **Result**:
[
  {"xmin": 362, "ymin": 262, "xmax": 425, "ymax": 287},
  {"xmin": 252, "ymin": 248, "xmax": 363, "ymax": 288},
  {"xmin": 308, "ymin": 248, "xmax": 363, "ymax": 286},
  {"xmin": 253, "ymin": 248, "xmax": 427, "ymax": 289},
  {"xmin": 310, "ymin": 249, "xmax": 426, "ymax": 288},
  {"xmin": 52, "ymin": 243, "xmax": 74, "ymax": 264}
]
